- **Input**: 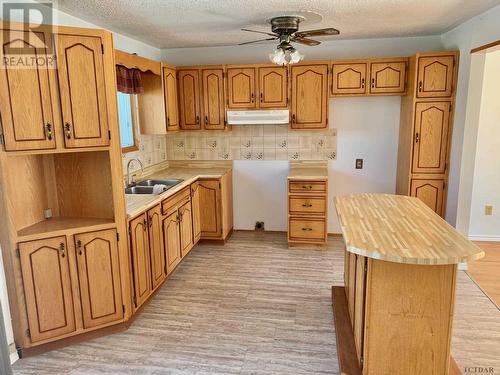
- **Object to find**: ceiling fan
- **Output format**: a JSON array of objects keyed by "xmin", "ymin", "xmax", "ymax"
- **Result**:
[{"xmin": 239, "ymin": 16, "xmax": 340, "ymax": 65}]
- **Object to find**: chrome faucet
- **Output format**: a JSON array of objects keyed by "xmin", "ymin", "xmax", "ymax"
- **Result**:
[{"xmin": 126, "ymin": 158, "xmax": 144, "ymax": 187}]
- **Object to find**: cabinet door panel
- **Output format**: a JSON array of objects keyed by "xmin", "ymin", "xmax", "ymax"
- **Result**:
[
  {"xmin": 354, "ymin": 255, "xmax": 367, "ymax": 365},
  {"xmin": 410, "ymin": 179, "xmax": 445, "ymax": 217},
  {"xmin": 163, "ymin": 67, "xmax": 179, "ymax": 131},
  {"xmin": 191, "ymin": 182, "xmax": 201, "ymax": 244},
  {"xmin": 163, "ymin": 210, "xmax": 182, "ymax": 274},
  {"xmin": 417, "ymin": 55, "xmax": 455, "ymax": 98},
  {"xmin": 290, "ymin": 64, "xmax": 328, "ymax": 129},
  {"xmin": 55, "ymin": 34, "xmax": 109, "ymax": 148},
  {"xmin": 412, "ymin": 102, "xmax": 450, "ymax": 174},
  {"xmin": 201, "ymin": 68, "xmax": 225, "ymax": 130},
  {"xmin": 75, "ymin": 229, "xmax": 123, "ymax": 329},
  {"xmin": 19, "ymin": 236, "xmax": 75, "ymax": 342},
  {"xmin": 258, "ymin": 66, "xmax": 287, "ymax": 108},
  {"xmin": 332, "ymin": 63, "xmax": 367, "ymax": 95},
  {"xmin": 227, "ymin": 68, "xmax": 256, "ymax": 109},
  {"xmin": 347, "ymin": 251, "xmax": 356, "ymax": 327},
  {"xmin": 147, "ymin": 205, "xmax": 166, "ymax": 289},
  {"xmin": 198, "ymin": 180, "xmax": 222, "ymax": 238},
  {"xmin": 178, "ymin": 69, "xmax": 201, "ymax": 130},
  {"xmin": 369, "ymin": 61, "xmax": 406, "ymax": 94},
  {"xmin": 179, "ymin": 201, "xmax": 194, "ymax": 257},
  {"xmin": 0, "ymin": 30, "xmax": 56, "ymax": 151},
  {"xmin": 129, "ymin": 214, "xmax": 152, "ymax": 308}
]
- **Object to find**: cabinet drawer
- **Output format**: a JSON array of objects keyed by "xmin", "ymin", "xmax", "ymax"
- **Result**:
[
  {"xmin": 289, "ymin": 181, "xmax": 327, "ymax": 194},
  {"xmin": 161, "ymin": 187, "xmax": 190, "ymax": 216},
  {"xmin": 289, "ymin": 218, "xmax": 326, "ymax": 242},
  {"xmin": 289, "ymin": 196, "xmax": 326, "ymax": 215}
]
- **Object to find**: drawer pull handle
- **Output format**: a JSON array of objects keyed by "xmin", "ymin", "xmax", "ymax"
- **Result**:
[
  {"xmin": 77, "ymin": 240, "xmax": 82, "ymax": 255},
  {"xmin": 64, "ymin": 123, "xmax": 72, "ymax": 139},
  {"xmin": 302, "ymin": 228, "xmax": 313, "ymax": 231},
  {"xmin": 45, "ymin": 123, "xmax": 52, "ymax": 140},
  {"xmin": 302, "ymin": 203, "xmax": 313, "ymax": 207},
  {"xmin": 59, "ymin": 242, "xmax": 66, "ymax": 257},
  {"xmin": 301, "ymin": 185, "xmax": 313, "ymax": 189}
]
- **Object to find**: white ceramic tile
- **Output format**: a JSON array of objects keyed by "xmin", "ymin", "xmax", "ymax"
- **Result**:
[
  {"xmin": 263, "ymin": 137, "xmax": 276, "ymax": 149},
  {"xmin": 263, "ymin": 149, "xmax": 276, "ymax": 160},
  {"xmin": 252, "ymin": 137, "xmax": 263, "ymax": 148}
]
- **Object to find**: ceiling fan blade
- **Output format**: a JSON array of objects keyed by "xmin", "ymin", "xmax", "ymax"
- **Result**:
[
  {"xmin": 241, "ymin": 28, "xmax": 278, "ymax": 37},
  {"xmin": 294, "ymin": 28, "xmax": 340, "ymax": 38},
  {"xmin": 238, "ymin": 37, "xmax": 278, "ymax": 46},
  {"xmin": 291, "ymin": 36, "xmax": 321, "ymax": 46}
]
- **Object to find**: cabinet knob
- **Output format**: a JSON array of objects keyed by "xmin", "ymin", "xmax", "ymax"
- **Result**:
[
  {"xmin": 45, "ymin": 123, "xmax": 52, "ymax": 140},
  {"xmin": 64, "ymin": 123, "xmax": 72, "ymax": 139}
]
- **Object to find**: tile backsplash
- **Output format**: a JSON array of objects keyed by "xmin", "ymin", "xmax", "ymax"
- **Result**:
[
  {"xmin": 166, "ymin": 125, "xmax": 337, "ymax": 161},
  {"xmin": 122, "ymin": 134, "xmax": 167, "ymax": 172}
]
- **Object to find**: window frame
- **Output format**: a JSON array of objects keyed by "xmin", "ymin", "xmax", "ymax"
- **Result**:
[{"xmin": 118, "ymin": 93, "xmax": 139, "ymax": 154}]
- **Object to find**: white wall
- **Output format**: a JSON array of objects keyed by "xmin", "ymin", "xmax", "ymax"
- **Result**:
[{"xmin": 441, "ymin": 4, "xmax": 500, "ymax": 233}]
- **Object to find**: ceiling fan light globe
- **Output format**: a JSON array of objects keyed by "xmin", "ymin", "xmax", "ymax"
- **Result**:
[{"xmin": 290, "ymin": 49, "xmax": 304, "ymax": 64}]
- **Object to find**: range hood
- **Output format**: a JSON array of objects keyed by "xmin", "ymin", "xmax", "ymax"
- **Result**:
[{"xmin": 227, "ymin": 110, "xmax": 289, "ymax": 125}]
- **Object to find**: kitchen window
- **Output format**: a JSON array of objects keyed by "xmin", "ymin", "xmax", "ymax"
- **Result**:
[{"xmin": 117, "ymin": 91, "xmax": 139, "ymax": 153}]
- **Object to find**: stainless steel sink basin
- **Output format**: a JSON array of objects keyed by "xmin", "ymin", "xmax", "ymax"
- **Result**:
[
  {"xmin": 136, "ymin": 178, "xmax": 183, "ymax": 187},
  {"xmin": 124, "ymin": 186, "xmax": 155, "ymax": 195}
]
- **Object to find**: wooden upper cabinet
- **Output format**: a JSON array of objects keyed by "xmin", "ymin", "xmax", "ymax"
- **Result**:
[
  {"xmin": 0, "ymin": 30, "xmax": 56, "ymax": 151},
  {"xmin": 129, "ymin": 213, "xmax": 152, "ymax": 308},
  {"xmin": 412, "ymin": 102, "xmax": 450, "ymax": 174},
  {"xmin": 55, "ymin": 34, "xmax": 109, "ymax": 148},
  {"xmin": 331, "ymin": 63, "xmax": 367, "ymax": 95},
  {"xmin": 290, "ymin": 64, "xmax": 328, "ymax": 129},
  {"xmin": 147, "ymin": 205, "xmax": 166, "ymax": 290},
  {"xmin": 416, "ymin": 55, "xmax": 455, "ymax": 98},
  {"xmin": 227, "ymin": 67, "xmax": 256, "ymax": 109},
  {"xmin": 179, "ymin": 200, "xmax": 194, "ymax": 257},
  {"xmin": 191, "ymin": 182, "xmax": 201, "ymax": 244},
  {"xmin": 163, "ymin": 210, "xmax": 182, "ymax": 275},
  {"xmin": 201, "ymin": 68, "xmax": 225, "ymax": 130},
  {"xmin": 258, "ymin": 66, "xmax": 288, "ymax": 108},
  {"xmin": 19, "ymin": 236, "xmax": 76, "ymax": 343},
  {"xmin": 198, "ymin": 179, "xmax": 222, "ymax": 238},
  {"xmin": 74, "ymin": 229, "xmax": 123, "ymax": 329},
  {"xmin": 178, "ymin": 69, "xmax": 201, "ymax": 130},
  {"xmin": 163, "ymin": 67, "xmax": 179, "ymax": 131},
  {"xmin": 369, "ymin": 61, "xmax": 407, "ymax": 94},
  {"xmin": 138, "ymin": 72, "xmax": 166, "ymax": 135},
  {"xmin": 410, "ymin": 179, "xmax": 445, "ymax": 217}
]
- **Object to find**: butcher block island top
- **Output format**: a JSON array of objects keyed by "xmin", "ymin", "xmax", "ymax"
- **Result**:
[{"xmin": 335, "ymin": 193, "xmax": 484, "ymax": 265}]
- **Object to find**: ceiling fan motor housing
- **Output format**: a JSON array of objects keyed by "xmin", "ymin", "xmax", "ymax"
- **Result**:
[{"xmin": 271, "ymin": 16, "xmax": 302, "ymax": 35}]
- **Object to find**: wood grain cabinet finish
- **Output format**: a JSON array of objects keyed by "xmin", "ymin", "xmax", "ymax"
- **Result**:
[
  {"xmin": 179, "ymin": 201, "xmax": 194, "ymax": 257},
  {"xmin": 290, "ymin": 64, "xmax": 329, "ymax": 129},
  {"xmin": 55, "ymin": 34, "xmax": 110, "ymax": 148},
  {"xmin": 226, "ymin": 67, "xmax": 256, "ymax": 109},
  {"xmin": 369, "ymin": 61, "xmax": 407, "ymax": 94},
  {"xmin": 258, "ymin": 66, "xmax": 288, "ymax": 108},
  {"xmin": 19, "ymin": 236, "xmax": 76, "ymax": 343},
  {"xmin": 201, "ymin": 68, "xmax": 225, "ymax": 130},
  {"xmin": 191, "ymin": 182, "xmax": 202, "ymax": 243},
  {"xmin": 0, "ymin": 30, "xmax": 56, "ymax": 151},
  {"xmin": 147, "ymin": 205, "xmax": 166, "ymax": 289},
  {"xmin": 198, "ymin": 180, "xmax": 222, "ymax": 238},
  {"xmin": 177, "ymin": 69, "xmax": 202, "ymax": 130},
  {"xmin": 163, "ymin": 210, "xmax": 182, "ymax": 275},
  {"xmin": 412, "ymin": 102, "xmax": 450, "ymax": 174},
  {"xmin": 129, "ymin": 213, "xmax": 152, "ymax": 308},
  {"xmin": 331, "ymin": 63, "xmax": 367, "ymax": 95},
  {"xmin": 416, "ymin": 55, "xmax": 455, "ymax": 98},
  {"xmin": 163, "ymin": 67, "xmax": 179, "ymax": 131},
  {"xmin": 288, "ymin": 217, "xmax": 326, "ymax": 242},
  {"xmin": 74, "ymin": 229, "xmax": 123, "ymax": 329},
  {"xmin": 353, "ymin": 255, "xmax": 367, "ymax": 364},
  {"xmin": 410, "ymin": 179, "xmax": 445, "ymax": 216}
]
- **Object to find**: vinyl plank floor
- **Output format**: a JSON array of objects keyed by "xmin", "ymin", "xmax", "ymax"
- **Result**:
[{"xmin": 12, "ymin": 231, "xmax": 500, "ymax": 374}]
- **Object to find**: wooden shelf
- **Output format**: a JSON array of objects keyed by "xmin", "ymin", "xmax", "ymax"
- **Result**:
[{"xmin": 17, "ymin": 217, "xmax": 116, "ymax": 242}]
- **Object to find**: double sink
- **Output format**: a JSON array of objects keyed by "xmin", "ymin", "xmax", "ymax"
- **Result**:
[{"xmin": 125, "ymin": 178, "xmax": 183, "ymax": 195}]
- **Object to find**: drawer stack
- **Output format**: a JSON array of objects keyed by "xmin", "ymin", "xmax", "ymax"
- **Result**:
[{"xmin": 287, "ymin": 179, "xmax": 328, "ymax": 247}]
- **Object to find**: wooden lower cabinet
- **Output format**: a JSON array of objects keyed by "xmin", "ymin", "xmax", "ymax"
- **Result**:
[
  {"xmin": 19, "ymin": 236, "xmax": 76, "ymax": 343},
  {"xmin": 179, "ymin": 201, "xmax": 194, "ymax": 257},
  {"xmin": 163, "ymin": 210, "xmax": 182, "ymax": 275},
  {"xmin": 410, "ymin": 178, "xmax": 445, "ymax": 216},
  {"xmin": 191, "ymin": 182, "xmax": 202, "ymax": 243},
  {"xmin": 74, "ymin": 229, "xmax": 123, "ymax": 329},
  {"xmin": 147, "ymin": 205, "xmax": 166, "ymax": 289},
  {"xmin": 129, "ymin": 213, "xmax": 152, "ymax": 308}
]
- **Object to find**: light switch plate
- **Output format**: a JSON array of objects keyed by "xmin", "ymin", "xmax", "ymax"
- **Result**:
[{"xmin": 355, "ymin": 159, "xmax": 363, "ymax": 169}]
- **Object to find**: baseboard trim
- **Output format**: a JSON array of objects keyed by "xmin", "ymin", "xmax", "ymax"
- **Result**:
[{"xmin": 468, "ymin": 235, "xmax": 500, "ymax": 242}]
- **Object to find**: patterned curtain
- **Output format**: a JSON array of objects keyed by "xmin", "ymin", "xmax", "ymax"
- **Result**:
[{"xmin": 116, "ymin": 65, "xmax": 144, "ymax": 94}]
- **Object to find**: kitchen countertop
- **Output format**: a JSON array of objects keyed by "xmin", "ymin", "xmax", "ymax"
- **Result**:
[
  {"xmin": 125, "ymin": 166, "xmax": 231, "ymax": 218},
  {"xmin": 335, "ymin": 193, "xmax": 484, "ymax": 265},
  {"xmin": 287, "ymin": 161, "xmax": 328, "ymax": 180}
]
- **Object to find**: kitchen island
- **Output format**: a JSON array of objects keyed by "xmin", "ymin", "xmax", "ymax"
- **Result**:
[{"xmin": 333, "ymin": 193, "xmax": 484, "ymax": 375}]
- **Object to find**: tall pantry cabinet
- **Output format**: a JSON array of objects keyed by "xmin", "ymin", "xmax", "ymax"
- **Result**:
[
  {"xmin": 396, "ymin": 52, "xmax": 459, "ymax": 217},
  {"xmin": 0, "ymin": 22, "xmax": 131, "ymax": 354}
]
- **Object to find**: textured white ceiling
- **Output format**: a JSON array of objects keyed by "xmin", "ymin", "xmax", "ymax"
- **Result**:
[{"xmin": 55, "ymin": 0, "xmax": 500, "ymax": 48}]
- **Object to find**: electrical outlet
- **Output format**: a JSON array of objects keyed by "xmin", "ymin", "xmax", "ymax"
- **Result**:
[
  {"xmin": 485, "ymin": 205, "xmax": 493, "ymax": 216},
  {"xmin": 255, "ymin": 221, "xmax": 265, "ymax": 231},
  {"xmin": 355, "ymin": 159, "xmax": 363, "ymax": 169}
]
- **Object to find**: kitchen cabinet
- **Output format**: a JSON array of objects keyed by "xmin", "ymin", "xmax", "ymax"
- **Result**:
[
  {"xmin": 369, "ymin": 60, "xmax": 407, "ymax": 94},
  {"xmin": 412, "ymin": 102, "xmax": 450, "ymax": 174},
  {"xmin": 331, "ymin": 62, "xmax": 367, "ymax": 95},
  {"xmin": 55, "ymin": 34, "xmax": 110, "ymax": 148},
  {"xmin": 290, "ymin": 64, "xmax": 329, "ymax": 129},
  {"xmin": 201, "ymin": 68, "xmax": 225, "ymax": 130},
  {"xmin": 0, "ymin": 30, "xmax": 57, "ymax": 151},
  {"xmin": 178, "ymin": 69, "xmax": 202, "ymax": 130},
  {"xmin": 129, "ymin": 213, "xmax": 152, "ymax": 308},
  {"xmin": 191, "ymin": 182, "xmax": 202, "ymax": 243},
  {"xmin": 198, "ymin": 179, "xmax": 222, "ymax": 238},
  {"xmin": 163, "ymin": 67, "xmax": 179, "ymax": 131},
  {"xmin": 163, "ymin": 210, "xmax": 182, "ymax": 275},
  {"xmin": 416, "ymin": 54, "xmax": 455, "ymax": 98},
  {"xmin": 138, "ymin": 72, "xmax": 166, "ymax": 135},
  {"xmin": 353, "ymin": 255, "xmax": 366, "ymax": 364},
  {"xmin": 226, "ymin": 67, "xmax": 256, "ymax": 109},
  {"xmin": 258, "ymin": 66, "xmax": 288, "ymax": 108},
  {"xmin": 179, "ymin": 201, "xmax": 194, "ymax": 257},
  {"xmin": 147, "ymin": 205, "xmax": 166, "ymax": 289},
  {"xmin": 410, "ymin": 179, "xmax": 445, "ymax": 216},
  {"xmin": 19, "ymin": 236, "xmax": 76, "ymax": 343},
  {"xmin": 74, "ymin": 229, "xmax": 123, "ymax": 329}
]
